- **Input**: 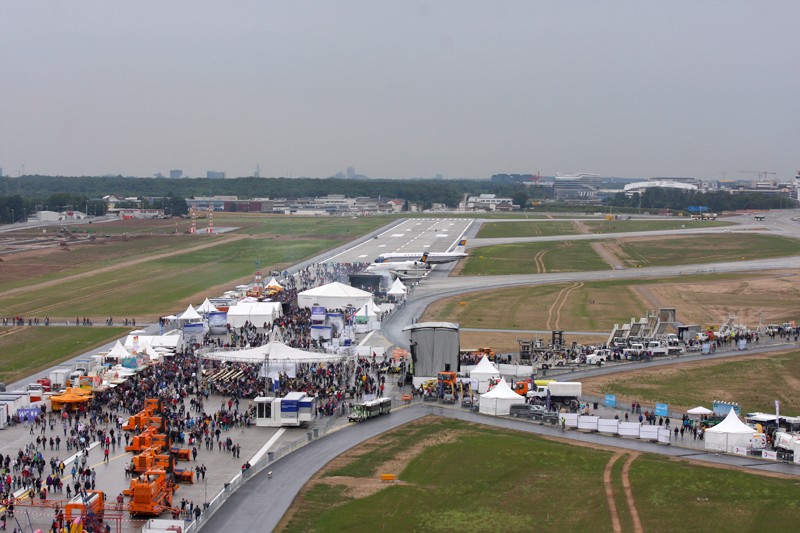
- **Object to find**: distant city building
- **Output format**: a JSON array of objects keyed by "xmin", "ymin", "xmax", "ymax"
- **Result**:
[
  {"xmin": 206, "ymin": 171, "xmax": 226, "ymax": 179},
  {"xmin": 346, "ymin": 166, "xmax": 355, "ymax": 179},
  {"xmin": 0, "ymin": 166, "xmax": 3, "ymax": 177},
  {"xmin": 170, "ymin": 169, "xmax": 183, "ymax": 179},
  {"xmin": 187, "ymin": 196, "xmax": 236, "ymax": 211},
  {"xmin": 553, "ymin": 173, "xmax": 602, "ymax": 200},
  {"xmin": 465, "ymin": 194, "xmax": 515, "ymax": 211}
]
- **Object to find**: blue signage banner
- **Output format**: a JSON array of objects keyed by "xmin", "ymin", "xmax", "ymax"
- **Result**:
[
  {"xmin": 604, "ymin": 394, "xmax": 617, "ymax": 408},
  {"xmin": 655, "ymin": 403, "xmax": 669, "ymax": 417}
]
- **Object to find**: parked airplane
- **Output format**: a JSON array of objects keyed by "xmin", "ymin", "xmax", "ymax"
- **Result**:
[
  {"xmin": 373, "ymin": 239, "xmax": 468, "ymax": 265},
  {"xmin": 366, "ymin": 253, "xmax": 430, "ymax": 273}
]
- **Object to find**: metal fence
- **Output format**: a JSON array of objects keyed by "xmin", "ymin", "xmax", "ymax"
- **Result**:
[{"xmin": 182, "ymin": 410, "xmax": 345, "ymax": 533}]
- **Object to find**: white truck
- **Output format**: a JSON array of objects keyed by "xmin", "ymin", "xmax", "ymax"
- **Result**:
[
  {"xmin": 49, "ymin": 368, "xmax": 71, "ymax": 392},
  {"xmin": 623, "ymin": 343, "xmax": 646, "ymax": 360},
  {"xmin": 586, "ymin": 349, "xmax": 613, "ymax": 366},
  {"xmin": 527, "ymin": 381, "xmax": 582, "ymax": 411}
]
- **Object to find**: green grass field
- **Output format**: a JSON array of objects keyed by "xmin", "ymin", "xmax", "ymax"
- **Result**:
[
  {"xmin": 281, "ymin": 417, "xmax": 800, "ymax": 533},
  {"xmin": 0, "ymin": 237, "xmax": 333, "ymax": 318},
  {"xmin": 583, "ymin": 219, "xmax": 730, "ymax": 233},
  {"xmin": 0, "ymin": 326, "xmax": 130, "ymax": 384},
  {"xmin": 594, "ymin": 351, "xmax": 800, "ymax": 413},
  {"xmin": 461, "ymin": 233, "xmax": 800, "ymax": 275},
  {"xmin": 614, "ymin": 233, "xmax": 800, "ymax": 267},
  {"xmin": 476, "ymin": 221, "xmax": 580, "ymax": 238},
  {"xmin": 460, "ymin": 240, "xmax": 609, "ymax": 275}
]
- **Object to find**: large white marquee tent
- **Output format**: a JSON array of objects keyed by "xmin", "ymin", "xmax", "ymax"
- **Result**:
[
  {"xmin": 479, "ymin": 378, "xmax": 524, "ymax": 416},
  {"xmin": 297, "ymin": 282, "xmax": 372, "ymax": 310},
  {"xmin": 202, "ymin": 340, "xmax": 345, "ymax": 378},
  {"xmin": 226, "ymin": 301, "xmax": 283, "ymax": 328},
  {"xmin": 704, "ymin": 409, "xmax": 759, "ymax": 453}
]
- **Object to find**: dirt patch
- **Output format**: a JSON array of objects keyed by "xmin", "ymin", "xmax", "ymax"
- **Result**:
[
  {"xmin": 631, "ymin": 285, "xmax": 663, "ymax": 313},
  {"xmin": 277, "ymin": 416, "xmax": 461, "ymax": 530},
  {"xmin": 448, "ymin": 257, "xmax": 467, "ymax": 277},
  {"xmin": 590, "ymin": 241, "xmax": 623, "ymax": 269},
  {"xmin": 573, "ymin": 220, "xmax": 591, "ymax": 234}
]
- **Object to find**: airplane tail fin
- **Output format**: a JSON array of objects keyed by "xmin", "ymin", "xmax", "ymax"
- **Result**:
[
  {"xmin": 420, "ymin": 252, "xmax": 429, "ymax": 263},
  {"xmin": 454, "ymin": 239, "xmax": 467, "ymax": 252}
]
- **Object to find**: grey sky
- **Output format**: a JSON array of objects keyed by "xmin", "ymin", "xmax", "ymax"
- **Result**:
[{"xmin": 1, "ymin": 1, "xmax": 798, "ymax": 180}]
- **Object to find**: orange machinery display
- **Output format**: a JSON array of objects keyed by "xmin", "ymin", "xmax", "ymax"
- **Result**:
[
  {"xmin": 125, "ymin": 426, "xmax": 168, "ymax": 453},
  {"xmin": 65, "ymin": 490, "xmax": 106, "ymax": 522},
  {"xmin": 131, "ymin": 445, "xmax": 172, "ymax": 473},
  {"xmin": 127, "ymin": 470, "xmax": 177, "ymax": 517},
  {"xmin": 123, "ymin": 398, "xmax": 164, "ymax": 432}
]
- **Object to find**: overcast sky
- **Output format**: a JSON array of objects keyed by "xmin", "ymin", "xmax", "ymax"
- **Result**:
[{"xmin": 1, "ymin": 1, "xmax": 798, "ymax": 180}]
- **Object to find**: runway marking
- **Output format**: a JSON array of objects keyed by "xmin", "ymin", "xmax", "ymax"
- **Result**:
[{"xmin": 358, "ymin": 254, "xmax": 368, "ymax": 258}]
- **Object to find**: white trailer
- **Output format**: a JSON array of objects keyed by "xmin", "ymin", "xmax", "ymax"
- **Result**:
[{"xmin": 49, "ymin": 368, "xmax": 71, "ymax": 391}]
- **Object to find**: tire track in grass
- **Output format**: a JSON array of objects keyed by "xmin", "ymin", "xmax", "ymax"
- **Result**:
[
  {"xmin": 621, "ymin": 452, "xmax": 644, "ymax": 533},
  {"xmin": 603, "ymin": 453, "xmax": 624, "ymax": 533},
  {"xmin": 553, "ymin": 281, "xmax": 583, "ymax": 330},
  {"xmin": 534, "ymin": 250, "xmax": 547, "ymax": 273}
]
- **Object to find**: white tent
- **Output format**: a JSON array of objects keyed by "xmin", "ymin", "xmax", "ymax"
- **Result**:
[
  {"xmin": 226, "ymin": 301, "xmax": 283, "ymax": 329},
  {"xmin": 297, "ymin": 282, "xmax": 372, "ymax": 310},
  {"xmin": 124, "ymin": 333, "xmax": 181, "ymax": 352},
  {"xmin": 387, "ymin": 278, "xmax": 407, "ymax": 299},
  {"xmin": 687, "ymin": 406, "xmax": 714, "ymax": 415},
  {"xmin": 266, "ymin": 277, "xmax": 283, "ymax": 290},
  {"xmin": 704, "ymin": 409, "xmax": 758, "ymax": 453},
  {"xmin": 178, "ymin": 305, "xmax": 202, "ymax": 322},
  {"xmin": 203, "ymin": 341, "xmax": 345, "ymax": 378},
  {"xmin": 195, "ymin": 298, "xmax": 219, "ymax": 314},
  {"xmin": 479, "ymin": 378, "xmax": 524, "ymax": 416},
  {"xmin": 469, "ymin": 356, "xmax": 501, "ymax": 393},
  {"xmin": 106, "ymin": 340, "xmax": 131, "ymax": 359}
]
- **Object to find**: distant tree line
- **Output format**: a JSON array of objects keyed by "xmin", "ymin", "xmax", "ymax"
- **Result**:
[
  {"xmin": 0, "ymin": 190, "xmax": 188, "ymax": 223},
  {"xmin": 0, "ymin": 175, "xmax": 532, "ymax": 211},
  {"xmin": 605, "ymin": 188, "xmax": 792, "ymax": 212}
]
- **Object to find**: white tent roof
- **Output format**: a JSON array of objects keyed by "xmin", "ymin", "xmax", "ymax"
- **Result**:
[
  {"xmin": 266, "ymin": 277, "xmax": 283, "ymax": 289},
  {"xmin": 106, "ymin": 340, "xmax": 130, "ymax": 358},
  {"xmin": 706, "ymin": 409, "xmax": 755, "ymax": 434},
  {"xmin": 299, "ymin": 282, "xmax": 371, "ymax": 299},
  {"xmin": 203, "ymin": 341, "xmax": 345, "ymax": 363},
  {"xmin": 178, "ymin": 305, "xmax": 202, "ymax": 321},
  {"xmin": 687, "ymin": 406, "xmax": 714, "ymax": 415},
  {"xmin": 470, "ymin": 356, "xmax": 500, "ymax": 377},
  {"xmin": 196, "ymin": 298, "xmax": 219, "ymax": 314},
  {"xmin": 356, "ymin": 300, "xmax": 380, "ymax": 317},
  {"xmin": 480, "ymin": 378, "xmax": 523, "ymax": 400},
  {"xmin": 388, "ymin": 278, "xmax": 407, "ymax": 295},
  {"xmin": 226, "ymin": 301, "xmax": 283, "ymax": 328},
  {"xmin": 297, "ymin": 282, "xmax": 373, "ymax": 310}
]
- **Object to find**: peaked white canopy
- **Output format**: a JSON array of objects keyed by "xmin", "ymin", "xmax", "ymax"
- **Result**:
[
  {"xmin": 479, "ymin": 378, "xmax": 524, "ymax": 416},
  {"xmin": 481, "ymin": 378, "xmax": 522, "ymax": 399},
  {"xmin": 195, "ymin": 298, "xmax": 219, "ymax": 314},
  {"xmin": 469, "ymin": 356, "xmax": 500, "ymax": 393},
  {"xmin": 178, "ymin": 305, "xmax": 202, "ymax": 321},
  {"xmin": 297, "ymin": 282, "xmax": 372, "ymax": 310},
  {"xmin": 106, "ymin": 340, "xmax": 130, "ymax": 359},
  {"xmin": 706, "ymin": 409, "xmax": 754, "ymax": 434},
  {"xmin": 266, "ymin": 277, "xmax": 283, "ymax": 290},
  {"xmin": 387, "ymin": 278, "xmax": 407, "ymax": 295},
  {"xmin": 704, "ymin": 408, "xmax": 757, "ymax": 453}
]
